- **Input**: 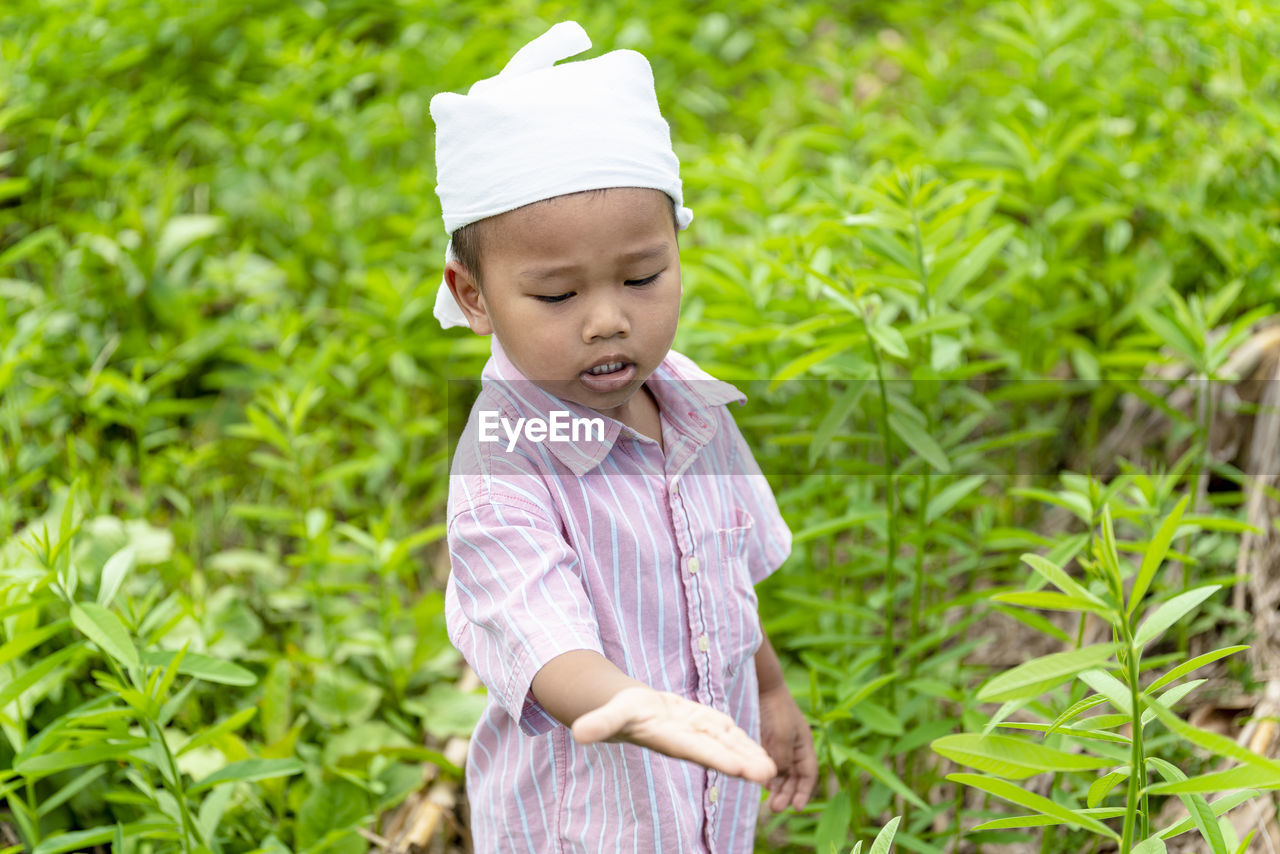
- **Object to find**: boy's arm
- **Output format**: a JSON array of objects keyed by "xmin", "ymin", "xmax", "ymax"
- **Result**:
[
  {"xmin": 532, "ymin": 649, "xmax": 777, "ymax": 785},
  {"xmin": 754, "ymin": 624, "xmax": 818, "ymax": 812}
]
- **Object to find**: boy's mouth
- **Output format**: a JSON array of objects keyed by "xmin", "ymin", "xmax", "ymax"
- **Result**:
[{"xmin": 579, "ymin": 360, "xmax": 636, "ymax": 392}]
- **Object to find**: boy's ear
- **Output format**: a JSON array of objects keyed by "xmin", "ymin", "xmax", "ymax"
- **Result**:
[{"xmin": 444, "ymin": 260, "xmax": 493, "ymax": 335}]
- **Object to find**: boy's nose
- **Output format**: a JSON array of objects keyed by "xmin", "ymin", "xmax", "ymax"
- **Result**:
[{"xmin": 582, "ymin": 294, "xmax": 630, "ymax": 341}]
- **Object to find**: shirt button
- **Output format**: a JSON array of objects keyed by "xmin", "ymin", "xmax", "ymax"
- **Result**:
[
  {"xmin": 670, "ymin": 481, "xmax": 679, "ymax": 495},
  {"xmin": 688, "ymin": 556, "xmax": 700, "ymax": 574},
  {"xmin": 708, "ymin": 785, "xmax": 719, "ymax": 804},
  {"xmin": 697, "ymin": 635, "xmax": 710, "ymax": 653}
]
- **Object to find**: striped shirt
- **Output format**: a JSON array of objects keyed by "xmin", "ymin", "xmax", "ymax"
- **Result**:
[{"xmin": 444, "ymin": 336, "xmax": 792, "ymax": 853}]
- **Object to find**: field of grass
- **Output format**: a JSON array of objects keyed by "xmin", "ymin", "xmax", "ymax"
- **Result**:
[{"xmin": 2, "ymin": 1, "xmax": 1279, "ymax": 852}]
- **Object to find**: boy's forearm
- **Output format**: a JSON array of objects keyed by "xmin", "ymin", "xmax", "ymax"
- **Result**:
[
  {"xmin": 754, "ymin": 622, "xmax": 788, "ymax": 695},
  {"xmin": 531, "ymin": 649, "xmax": 648, "ymax": 728}
]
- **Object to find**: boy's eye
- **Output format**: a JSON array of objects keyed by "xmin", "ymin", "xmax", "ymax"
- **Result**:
[{"xmin": 533, "ymin": 273, "xmax": 662, "ymax": 304}]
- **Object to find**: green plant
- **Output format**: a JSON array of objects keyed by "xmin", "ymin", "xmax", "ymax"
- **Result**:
[{"xmin": 933, "ymin": 490, "xmax": 1269, "ymax": 854}]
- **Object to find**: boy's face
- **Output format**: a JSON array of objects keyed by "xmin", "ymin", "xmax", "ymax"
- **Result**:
[{"xmin": 445, "ymin": 187, "xmax": 681, "ymax": 421}]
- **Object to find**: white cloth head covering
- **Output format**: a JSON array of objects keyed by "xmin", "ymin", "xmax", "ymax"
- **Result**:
[{"xmin": 430, "ymin": 21, "xmax": 693, "ymax": 329}]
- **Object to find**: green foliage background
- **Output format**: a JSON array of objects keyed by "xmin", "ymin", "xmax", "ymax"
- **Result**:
[{"xmin": 1, "ymin": 0, "xmax": 1278, "ymax": 852}]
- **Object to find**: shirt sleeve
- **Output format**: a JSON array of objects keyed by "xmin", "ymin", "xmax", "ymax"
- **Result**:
[
  {"xmin": 444, "ymin": 493, "xmax": 605, "ymax": 736},
  {"xmin": 721, "ymin": 408, "xmax": 793, "ymax": 585}
]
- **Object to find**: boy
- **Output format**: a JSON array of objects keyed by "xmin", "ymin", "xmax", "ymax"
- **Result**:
[{"xmin": 432, "ymin": 21, "xmax": 816, "ymax": 852}]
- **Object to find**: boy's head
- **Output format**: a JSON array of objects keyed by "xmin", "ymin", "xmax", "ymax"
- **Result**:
[
  {"xmin": 430, "ymin": 21, "xmax": 692, "ymax": 323},
  {"xmin": 429, "ymin": 21, "xmax": 692, "ymax": 417}
]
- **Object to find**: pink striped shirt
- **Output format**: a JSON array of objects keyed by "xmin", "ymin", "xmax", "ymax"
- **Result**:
[{"xmin": 444, "ymin": 336, "xmax": 792, "ymax": 853}]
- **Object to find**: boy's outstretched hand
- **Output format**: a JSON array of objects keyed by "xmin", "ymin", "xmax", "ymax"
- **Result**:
[{"xmin": 571, "ymin": 686, "xmax": 778, "ymax": 785}]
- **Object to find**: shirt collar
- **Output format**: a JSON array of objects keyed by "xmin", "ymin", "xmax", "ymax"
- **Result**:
[{"xmin": 479, "ymin": 336, "xmax": 747, "ymax": 475}]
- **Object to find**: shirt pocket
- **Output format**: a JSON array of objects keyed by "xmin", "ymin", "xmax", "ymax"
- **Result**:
[{"xmin": 713, "ymin": 507, "xmax": 762, "ymax": 679}]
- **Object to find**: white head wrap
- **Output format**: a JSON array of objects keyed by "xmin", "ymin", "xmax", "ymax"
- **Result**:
[{"xmin": 429, "ymin": 21, "xmax": 694, "ymax": 329}]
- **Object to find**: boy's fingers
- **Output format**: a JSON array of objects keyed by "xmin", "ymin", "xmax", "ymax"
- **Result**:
[
  {"xmin": 770, "ymin": 774, "xmax": 797, "ymax": 812},
  {"xmin": 795, "ymin": 734, "xmax": 819, "ymax": 806}
]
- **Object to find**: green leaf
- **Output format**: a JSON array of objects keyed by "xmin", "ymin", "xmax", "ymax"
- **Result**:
[
  {"xmin": 140, "ymin": 649, "xmax": 256, "ymax": 686},
  {"xmin": 868, "ymin": 323, "xmax": 909, "ymax": 359},
  {"xmin": 1148, "ymin": 764, "xmax": 1280, "ymax": 794},
  {"xmin": 70, "ymin": 603, "xmax": 139, "ymax": 669},
  {"xmin": 1078, "ymin": 669, "xmax": 1133, "ymax": 716},
  {"xmin": 931, "ymin": 733, "xmax": 1113, "ymax": 778},
  {"xmin": 36, "ymin": 765, "xmax": 108, "ymax": 817},
  {"xmin": 1088, "ymin": 767, "xmax": 1130, "ymax": 807},
  {"xmin": 1020, "ymin": 553, "xmax": 1106, "ymax": 606},
  {"xmin": 150, "ymin": 643, "xmax": 187, "ymax": 706},
  {"xmin": 1010, "ymin": 488, "xmax": 1092, "ymax": 524},
  {"xmin": 1140, "ymin": 308, "xmax": 1201, "ymax": 368},
  {"xmin": 991, "ymin": 591, "xmax": 1112, "ymax": 615},
  {"xmin": 1146, "ymin": 756, "xmax": 1227, "ymax": 853},
  {"xmin": 1129, "ymin": 495, "xmax": 1189, "ymax": 613},
  {"xmin": 934, "ymin": 224, "xmax": 1016, "ymax": 303},
  {"xmin": 1156, "ymin": 790, "xmax": 1259, "ymax": 840},
  {"xmin": 1134, "ymin": 585, "xmax": 1221, "ymax": 648},
  {"xmin": 973, "ymin": 808, "xmax": 1125, "ymax": 831},
  {"xmin": 834, "ymin": 673, "xmax": 899, "ymax": 716},
  {"xmin": 770, "ymin": 339, "xmax": 856, "ymax": 387},
  {"xmin": 1047, "ymin": 694, "xmax": 1109, "ymax": 735},
  {"xmin": 97, "ymin": 544, "xmax": 136, "ymax": 607},
  {"xmin": 815, "ymin": 791, "xmax": 853, "ymax": 854},
  {"xmin": 197, "ymin": 785, "xmax": 234, "ymax": 847},
  {"xmin": 1130, "ymin": 838, "xmax": 1167, "ymax": 854},
  {"xmin": 0, "ymin": 223, "xmax": 61, "ymax": 269},
  {"xmin": 809, "ymin": 381, "xmax": 869, "ymax": 469},
  {"xmin": 0, "ymin": 618, "xmax": 70, "ymax": 668},
  {"xmin": 977, "ymin": 644, "xmax": 1118, "ymax": 703},
  {"xmin": 925, "ymin": 475, "xmax": 986, "ymax": 524},
  {"xmin": 177, "ymin": 706, "xmax": 258, "ymax": 757},
  {"xmin": 0, "ymin": 644, "xmax": 82, "ymax": 709},
  {"xmin": 886, "ymin": 413, "xmax": 950, "ymax": 473},
  {"xmin": 187, "ymin": 758, "xmax": 304, "ymax": 795},
  {"xmin": 831, "ymin": 743, "xmax": 927, "ymax": 809},
  {"xmin": 997, "ymin": 723, "xmax": 1130, "ymax": 744},
  {"xmin": 946, "ymin": 773, "xmax": 1119, "ymax": 839},
  {"xmin": 14, "ymin": 739, "xmax": 149, "ymax": 777},
  {"xmin": 857, "ymin": 699, "xmax": 905, "ymax": 736},
  {"xmin": 404, "ymin": 683, "xmax": 486, "ymax": 739},
  {"xmin": 869, "ymin": 815, "xmax": 901, "ymax": 854},
  {"xmin": 1143, "ymin": 698, "xmax": 1280, "ymax": 784},
  {"xmin": 296, "ymin": 777, "xmax": 368, "ymax": 851},
  {"xmin": 1099, "ymin": 505, "xmax": 1123, "ymax": 593},
  {"xmin": 31, "ymin": 821, "xmax": 171, "ymax": 854},
  {"xmin": 156, "ymin": 214, "xmax": 223, "ymax": 268},
  {"xmin": 1147, "ymin": 646, "xmax": 1249, "ymax": 694},
  {"xmin": 304, "ymin": 666, "xmax": 383, "ymax": 727},
  {"xmin": 982, "ymin": 699, "xmax": 1029, "ymax": 736},
  {"xmin": 1141, "ymin": 680, "xmax": 1205, "ymax": 728}
]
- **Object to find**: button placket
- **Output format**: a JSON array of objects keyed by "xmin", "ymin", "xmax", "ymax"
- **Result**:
[{"xmin": 669, "ymin": 465, "xmax": 715, "ymax": 706}]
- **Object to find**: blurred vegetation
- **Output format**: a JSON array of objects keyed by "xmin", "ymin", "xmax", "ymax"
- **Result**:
[{"xmin": 1, "ymin": 0, "xmax": 1278, "ymax": 851}]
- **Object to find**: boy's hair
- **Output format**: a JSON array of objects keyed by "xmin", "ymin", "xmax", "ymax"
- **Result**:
[{"xmin": 451, "ymin": 188, "xmax": 681, "ymax": 289}]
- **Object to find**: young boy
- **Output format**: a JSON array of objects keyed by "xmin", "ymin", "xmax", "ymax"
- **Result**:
[{"xmin": 432, "ymin": 21, "xmax": 816, "ymax": 852}]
